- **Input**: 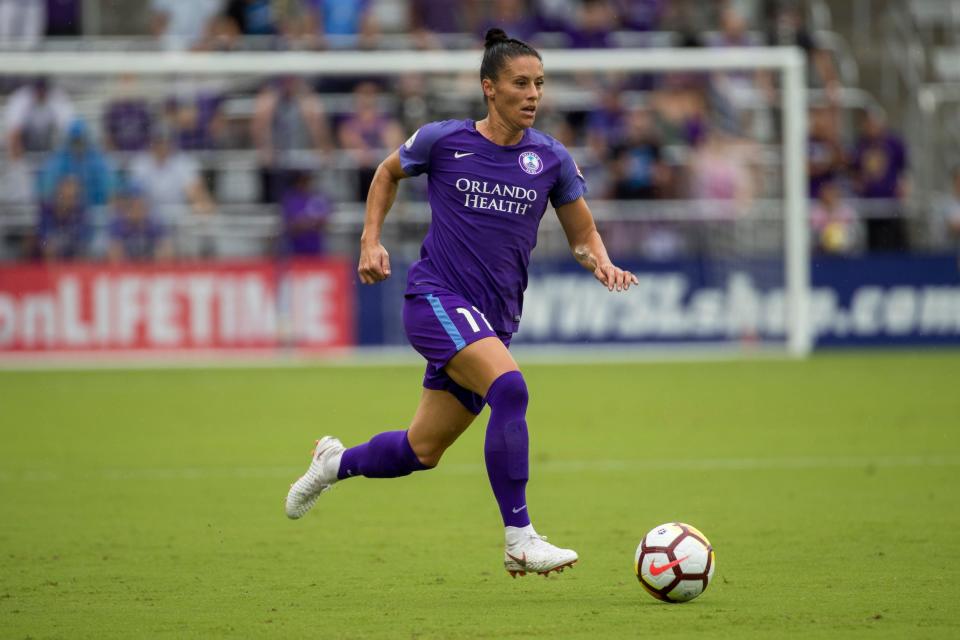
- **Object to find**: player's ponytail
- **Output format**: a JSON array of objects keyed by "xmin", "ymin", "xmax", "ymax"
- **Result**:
[{"xmin": 480, "ymin": 27, "xmax": 541, "ymax": 85}]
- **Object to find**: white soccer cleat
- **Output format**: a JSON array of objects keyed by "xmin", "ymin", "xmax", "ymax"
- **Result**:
[
  {"xmin": 504, "ymin": 531, "xmax": 578, "ymax": 578},
  {"xmin": 285, "ymin": 436, "xmax": 345, "ymax": 520}
]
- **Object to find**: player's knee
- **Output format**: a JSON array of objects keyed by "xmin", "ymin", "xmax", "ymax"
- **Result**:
[{"xmin": 485, "ymin": 370, "xmax": 528, "ymax": 411}]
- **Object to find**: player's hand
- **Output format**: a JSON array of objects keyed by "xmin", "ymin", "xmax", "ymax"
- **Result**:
[
  {"xmin": 594, "ymin": 262, "xmax": 638, "ymax": 292},
  {"xmin": 358, "ymin": 242, "xmax": 392, "ymax": 284}
]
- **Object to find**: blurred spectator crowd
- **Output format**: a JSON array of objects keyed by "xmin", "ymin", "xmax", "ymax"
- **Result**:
[{"xmin": 0, "ymin": 0, "xmax": 931, "ymax": 265}]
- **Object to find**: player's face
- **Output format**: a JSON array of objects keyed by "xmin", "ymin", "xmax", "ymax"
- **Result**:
[{"xmin": 486, "ymin": 55, "xmax": 544, "ymax": 130}]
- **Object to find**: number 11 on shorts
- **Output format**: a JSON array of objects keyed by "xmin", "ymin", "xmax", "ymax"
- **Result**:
[{"xmin": 456, "ymin": 307, "xmax": 493, "ymax": 333}]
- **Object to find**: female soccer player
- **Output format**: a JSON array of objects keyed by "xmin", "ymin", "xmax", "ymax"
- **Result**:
[{"xmin": 286, "ymin": 28, "xmax": 637, "ymax": 577}]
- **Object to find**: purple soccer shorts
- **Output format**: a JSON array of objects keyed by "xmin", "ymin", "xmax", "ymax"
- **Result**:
[{"xmin": 402, "ymin": 290, "xmax": 512, "ymax": 415}]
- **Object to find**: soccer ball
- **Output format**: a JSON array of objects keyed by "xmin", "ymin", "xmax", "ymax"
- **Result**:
[{"xmin": 635, "ymin": 522, "xmax": 715, "ymax": 603}]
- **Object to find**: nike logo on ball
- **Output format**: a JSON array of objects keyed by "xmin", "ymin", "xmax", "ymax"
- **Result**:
[
  {"xmin": 649, "ymin": 556, "xmax": 688, "ymax": 576},
  {"xmin": 454, "ymin": 151, "xmax": 475, "ymax": 159},
  {"xmin": 512, "ymin": 505, "xmax": 527, "ymax": 514}
]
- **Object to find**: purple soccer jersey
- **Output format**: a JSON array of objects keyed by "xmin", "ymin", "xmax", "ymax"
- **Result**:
[{"xmin": 399, "ymin": 119, "xmax": 586, "ymax": 333}]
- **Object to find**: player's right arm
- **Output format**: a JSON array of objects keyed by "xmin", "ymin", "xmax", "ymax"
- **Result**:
[
  {"xmin": 359, "ymin": 120, "xmax": 450, "ymax": 284},
  {"xmin": 358, "ymin": 150, "xmax": 407, "ymax": 284}
]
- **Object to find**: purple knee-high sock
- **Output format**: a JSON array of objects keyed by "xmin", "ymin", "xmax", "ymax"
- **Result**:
[
  {"xmin": 484, "ymin": 371, "xmax": 532, "ymax": 528},
  {"xmin": 337, "ymin": 430, "xmax": 430, "ymax": 480}
]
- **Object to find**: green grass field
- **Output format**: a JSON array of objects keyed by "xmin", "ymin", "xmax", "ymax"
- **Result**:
[{"xmin": 1, "ymin": 351, "xmax": 959, "ymax": 638}]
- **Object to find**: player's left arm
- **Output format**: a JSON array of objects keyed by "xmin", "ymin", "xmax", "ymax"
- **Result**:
[{"xmin": 555, "ymin": 197, "xmax": 638, "ymax": 292}]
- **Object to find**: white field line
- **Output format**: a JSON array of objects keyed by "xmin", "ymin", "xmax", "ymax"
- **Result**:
[{"xmin": 1, "ymin": 455, "xmax": 958, "ymax": 483}]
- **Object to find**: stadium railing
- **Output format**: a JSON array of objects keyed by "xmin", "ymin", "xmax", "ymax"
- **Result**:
[{"xmin": 3, "ymin": 196, "xmax": 915, "ymax": 263}]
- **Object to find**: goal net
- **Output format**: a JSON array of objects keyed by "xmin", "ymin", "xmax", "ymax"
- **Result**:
[{"xmin": 0, "ymin": 46, "xmax": 810, "ymax": 357}]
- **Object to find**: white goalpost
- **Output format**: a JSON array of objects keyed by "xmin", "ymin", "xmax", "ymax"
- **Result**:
[{"xmin": 1, "ymin": 47, "xmax": 811, "ymax": 357}]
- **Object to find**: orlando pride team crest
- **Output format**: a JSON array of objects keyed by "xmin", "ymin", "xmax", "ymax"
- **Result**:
[{"xmin": 518, "ymin": 151, "xmax": 543, "ymax": 175}]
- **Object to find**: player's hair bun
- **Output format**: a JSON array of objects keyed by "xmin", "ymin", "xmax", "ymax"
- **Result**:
[
  {"xmin": 479, "ymin": 28, "xmax": 540, "ymax": 85},
  {"xmin": 484, "ymin": 28, "xmax": 509, "ymax": 48}
]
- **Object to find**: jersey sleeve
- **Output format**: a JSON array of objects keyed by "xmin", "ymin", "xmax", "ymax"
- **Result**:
[
  {"xmin": 549, "ymin": 143, "xmax": 587, "ymax": 208},
  {"xmin": 398, "ymin": 120, "xmax": 457, "ymax": 177}
]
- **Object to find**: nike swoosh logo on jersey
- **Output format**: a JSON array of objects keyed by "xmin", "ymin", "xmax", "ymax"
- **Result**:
[
  {"xmin": 512, "ymin": 505, "xmax": 527, "ymax": 514},
  {"xmin": 649, "ymin": 556, "xmax": 688, "ymax": 576},
  {"xmin": 454, "ymin": 151, "xmax": 475, "ymax": 159}
]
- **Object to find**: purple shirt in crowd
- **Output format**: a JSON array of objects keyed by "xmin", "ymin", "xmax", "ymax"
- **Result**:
[
  {"xmin": 852, "ymin": 133, "xmax": 907, "ymax": 199},
  {"xmin": 615, "ymin": 0, "xmax": 665, "ymax": 31},
  {"xmin": 176, "ymin": 94, "xmax": 223, "ymax": 150},
  {"xmin": 478, "ymin": 17, "xmax": 538, "ymax": 44},
  {"xmin": 104, "ymin": 100, "xmax": 152, "ymax": 152},
  {"xmin": 565, "ymin": 27, "xmax": 614, "ymax": 49},
  {"xmin": 586, "ymin": 106, "xmax": 627, "ymax": 145},
  {"xmin": 340, "ymin": 113, "xmax": 393, "ymax": 149},
  {"xmin": 808, "ymin": 135, "xmax": 841, "ymax": 198},
  {"xmin": 399, "ymin": 119, "xmax": 586, "ymax": 333},
  {"xmin": 46, "ymin": 0, "xmax": 81, "ymax": 34},
  {"xmin": 37, "ymin": 203, "xmax": 89, "ymax": 259},
  {"xmin": 110, "ymin": 216, "xmax": 167, "ymax": 261},
  {"xmin": 408, "ymin": 0, "xmax": 458, "ymax": 32},
  {"xmin": 281, "ymin": 190, "xmax": 333, "ymax": 255}
]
